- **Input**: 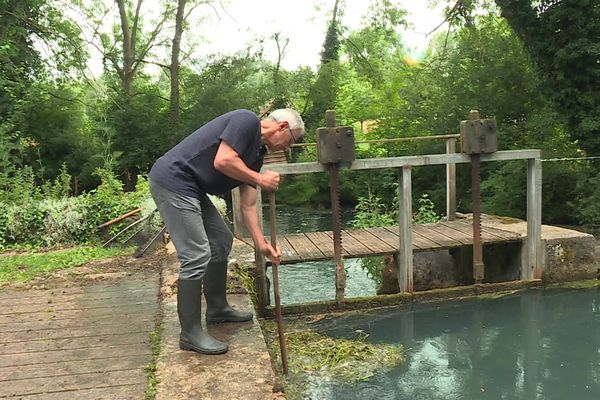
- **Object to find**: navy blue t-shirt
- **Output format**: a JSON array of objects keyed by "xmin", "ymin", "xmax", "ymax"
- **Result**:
[{"xmin": 149, "ymin": 109, "xmax": 266, "ymax": 196}]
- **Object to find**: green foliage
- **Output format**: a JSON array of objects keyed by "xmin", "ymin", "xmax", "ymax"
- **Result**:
[
  {"xmin": 1, "ymin": 0, "xmax": 86, "ymax": 192},
  {"xmin": 343, "ymin": 1, "xmax": 407, "ymax": 89},
  {"xmin": 352, "ymin": 191, "xmax": 396, "ymax": 229},
  {"xmin": 0, "ymin": 166, "xmax": 42, "ymax": 205},
  {"xmin": 1, "ymin": 0, "xmax": 598, "ymax": 240},
  {"xmin": 42, "ymin": 163, "xmax": 72, "ymax": 199},
  {"xmin": 17, "ymin": 83, "xmax": 98, "ymax": 185},
  {"xmin": 304, "ymin": 1, "xmax": 344, "ymax": 130},
  {"xmin": 413, "ymin": 194, "xmax": 442, "ymax": 224},
  {"xmin": 108, "ymin": 85, "xmax": 171, "ymax": 177},
  {"xmin": 352, "ymin": 191, "xmax": 441, "ymax": 229},
  {"xmin": 0, "ymin": 168, "xmax": 152, "ymax": 249},
  {"xmin": 0, "ymin": 246, "xmax": 132, "ymax": 284},
  {"xmin": 351, "ymin": 191, "xmax": 440, "ymax": 284},
  {"xmin": 81, "ymin": 168, "xmax": 148, "ymax": 235},
  {"xmin": 145, "ymin": 327, "xmax": 162, "ymax": 400},
  {"xmin": 335, "ymin": 68, "xmax": 380, "ymax": 126},
  {"xmin": 181, "ymin": 55, "xmax": 274, "ymax": 137},
  {"xmin": 38, "ymin": 198, "xmax": 88, "ymax": 247},
  {"xmin": 276, "ymin": 173, "xmax": 331, "ymax": 207},
  {"xmin": 576, "ymin": 172, "xmax": 600, "ymax": 234},
  {"xmin": 3, "ymin": 201, "xmax": 47, "ymax": 247},
  {"xmin": 495, "ymin": 0, "xmax": 600, "ymax": 156},
  {"xmin": 264, "ymin": 326, "xmax": 403, "ymax": 387}
]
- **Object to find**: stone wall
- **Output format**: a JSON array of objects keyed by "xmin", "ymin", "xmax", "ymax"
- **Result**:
[{"xmin": 542, "ymin": 236, "xmax": 598, "ymax": 282}]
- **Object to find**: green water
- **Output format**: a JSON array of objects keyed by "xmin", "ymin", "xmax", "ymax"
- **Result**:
[
  {"xmin": 263, "ymin": 207, "xmax": 600, "ymax": 398},
  {"xmin": 263, "ymin": 205, "xmax": 378, "ymax": 305},
  {"xmin": 296, "ymin": 288, "xmax": 600, "ymax": 400}
]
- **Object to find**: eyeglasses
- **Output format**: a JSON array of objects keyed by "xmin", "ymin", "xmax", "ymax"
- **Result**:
[{"xmin": 286, "ymin": 126, "xmax": 297, "ymax": 145}]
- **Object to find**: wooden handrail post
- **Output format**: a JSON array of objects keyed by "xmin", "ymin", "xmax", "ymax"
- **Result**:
[
  {"xmin": 525, "ymin": 158, "xmax": 543, "ymax": 279},
  {"xmin": 446, "ymin": 138, "xmax": 457, "ymax": 221},
  {"xmin": 253, "ymin": 187, "xmax": 269, "ymax": 313},
  {"xmin": 397, "ymin": 166, "xmax": 414, "ymax": 292},
  {"xmin": 234, "ymin": 186, "xmax": 269, "ymax": 313}
]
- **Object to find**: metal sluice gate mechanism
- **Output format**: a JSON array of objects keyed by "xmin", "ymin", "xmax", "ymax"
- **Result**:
[{"xmin": 316, "ymin": 110, "xmax": 355, "ymax": 303}]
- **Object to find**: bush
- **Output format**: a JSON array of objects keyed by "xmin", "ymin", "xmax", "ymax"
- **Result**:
[
  {"xmin": 576, "ymin": 172, "xmax": 600, "ymax": 234},
  {"xmin": 4, "ymin": 202, "xmax": 47, "ymax": 247},
  {"xmin": 351, "ymin": 191, "xmax": 441, "ymax": 285},
  {"xmin": 0, "ymin": 165, "xmax": 42, "ymax": 205},
  {"xmin": 39, "ymin": 198, "xmax": 88, "ymax": 247},
  {"xmin": 0, "ymin": 168, "xmax": 154, "ymax": 249}
]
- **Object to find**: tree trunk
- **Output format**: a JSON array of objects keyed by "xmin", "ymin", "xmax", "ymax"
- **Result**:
[
  {"xmin": 170, "ymin": 0, "xmax": 186, "ymax": 129},
  {"xmin": 116, "ymin": 0, "xmax": 135, "ymax": 99},
  {"xmin": 494, "ymin": 0, "xmax": 538, "ymax": 48}
]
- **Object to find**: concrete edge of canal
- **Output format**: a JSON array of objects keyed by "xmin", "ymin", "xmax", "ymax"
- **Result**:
[
  {"xmin": 152, "ymin": 218, "xmax": 599, "ymax": 399},
  {"xmin": 154, "ymin": 242, "xmax": 284, "ymax": 400}
]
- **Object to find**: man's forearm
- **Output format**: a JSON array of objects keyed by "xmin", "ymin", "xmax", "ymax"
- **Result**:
[
  {"xmin": 238, "ymin": 184, "xmax": 280, "ymax": 263},
  {"xmin": 241, "ymin": 203, "xmax": 265, "ymax": 246}
]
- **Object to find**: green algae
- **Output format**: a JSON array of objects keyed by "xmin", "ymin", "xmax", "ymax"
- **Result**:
[
  {"xmin": 260, "ymin": 318, "xmax": 404, "ymax": 399},
  {"xmin": 546, "ymin": 279, "xmax": 600, "ymax": 289}
]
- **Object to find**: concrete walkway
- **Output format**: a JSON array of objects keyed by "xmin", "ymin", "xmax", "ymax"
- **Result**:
[{"xmin": 154, "ymin": 247, "xmax": 282, "ymax": 400}]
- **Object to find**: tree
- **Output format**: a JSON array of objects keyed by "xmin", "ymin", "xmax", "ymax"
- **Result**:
[
  {"xmin": 169, "ymin": 0, "xmax": 217, "ymax": 129},
  {"xmin": 442, "ymin": 0, "xmax": 600, "ymax": 156},
  {"xmin": 493, "ymin": 0, "xmax": 600, "ymax": 156},
  {"xmin": 303, "ymin": 0, "xmax": 343, "ymax": 131},
  {"xmin": 343, "ymin": 0, "xmax": 407, "ymax": 88},
  {"xmin": 169, "ymin": 0, "xmax": 186, "ymax": 128},
  {"xmin": 112, "ymin": 0, "xmax": 170, "ymax": 100},
  {"xmin": 180, "ymin": 53, "xmax": 273, "ymax": 133},
  {"xmin": 1, "ymin": 0, "xmax": 85, "ymax": 188}
]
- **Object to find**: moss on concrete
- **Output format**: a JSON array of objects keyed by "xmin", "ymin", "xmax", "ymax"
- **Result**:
[
  {"xmin": 144, "ymin": 314, "xmax": 163, "ymax": 400},
  {"xmin": 546, "ymin": 279, "xmax": 600, "ymax": 289}
]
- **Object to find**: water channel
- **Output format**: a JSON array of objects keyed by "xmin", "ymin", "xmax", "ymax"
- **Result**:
[
  {"xmin": 262, "ymin": 205, "xmax": 377, "ymax": 305},
  {"xmin": 261, "ymin": 206, "xmax": 600, "ymax": 399},
  {"xmin": 302, "ymin": 288, "xmax": 600, "ymax": 400}
]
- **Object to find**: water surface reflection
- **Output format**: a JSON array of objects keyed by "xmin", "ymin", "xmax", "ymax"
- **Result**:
[
  {"xmin": 263, "ymin": 205, "xmax": 377, "ymax": 304},
  {"xmin": 299, "ymin": 288, "xmax": 600, "ymax": 400}
]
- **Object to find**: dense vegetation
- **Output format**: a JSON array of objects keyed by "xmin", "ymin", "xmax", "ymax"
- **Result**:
[{"xmin": 1, "ymin": 0, "xmax": 599, "ymax": 250}]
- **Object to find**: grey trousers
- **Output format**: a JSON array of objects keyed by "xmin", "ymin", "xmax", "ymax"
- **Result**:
[{"xmin": 150, "ymin": 180, "xmax": 233, "ymax": 280}]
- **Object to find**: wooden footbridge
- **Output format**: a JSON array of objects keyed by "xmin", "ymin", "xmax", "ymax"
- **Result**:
[
  {"xmin": 237, "ymin": 220, "xmax": 522, "ymax": 265},
  {"xmin": 232, "ymin": 136, "xmax": 543, "ymax": 313}
]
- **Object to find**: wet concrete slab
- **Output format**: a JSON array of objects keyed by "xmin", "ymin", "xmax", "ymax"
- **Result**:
[{"xmin": 154, "ymin": 249, "xmax": 283, "ymax": 400}]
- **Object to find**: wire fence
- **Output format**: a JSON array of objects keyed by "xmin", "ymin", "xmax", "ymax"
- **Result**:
[{"xmin": 541, "ymin": 156, "xmax": 600, "ymax": 162}]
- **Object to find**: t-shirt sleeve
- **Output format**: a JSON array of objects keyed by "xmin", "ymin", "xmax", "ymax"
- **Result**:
[{"xmin": 219, "ymin": 111, "xmax": 259, "ymax": 157}]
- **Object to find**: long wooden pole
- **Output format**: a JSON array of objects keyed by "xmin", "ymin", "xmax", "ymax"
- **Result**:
[{"xmin": 269, "ymin": 191, "xmax": 288, "ymax": 375}]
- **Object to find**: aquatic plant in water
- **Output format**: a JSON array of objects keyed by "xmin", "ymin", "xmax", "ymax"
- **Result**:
[{"xmin": 265, "ymin": 324, "xmax": 404, "ymax": 385}]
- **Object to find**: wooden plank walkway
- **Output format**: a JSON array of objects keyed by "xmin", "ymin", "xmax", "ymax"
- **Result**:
[
  {"xmin": 0, "ymin": 279, "xmax": 160, "ymax": 399},
  {"xmin": 242, "ymin": 219, "xmax": 522, "ymax": 265}
]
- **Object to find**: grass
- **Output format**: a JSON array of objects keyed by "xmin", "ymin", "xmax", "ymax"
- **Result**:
[
  {"xmin": 0, "ymin": 245, "xmax": 133, "ymax": 284},
  {"xmin": 144, "ymin": 322, "xmax": 163, "ymax": 400}
]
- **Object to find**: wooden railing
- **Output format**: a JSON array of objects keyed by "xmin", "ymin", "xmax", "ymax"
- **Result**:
[
  {"xmin": 231, "ymin": 136, "xmax": 543, "ymax": 312},
  {"xmin": 232, "ymin": 134, "xmax": 460, "ymax": 238}
]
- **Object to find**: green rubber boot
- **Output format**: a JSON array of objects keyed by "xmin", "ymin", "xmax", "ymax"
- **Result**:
[
  {"xmin": 177, "ymin": 278, "xmax": 228, "ymax": 354},
  {"xmin": 204, "ymin": 261, "xmax": 253, "ymax": 324}
]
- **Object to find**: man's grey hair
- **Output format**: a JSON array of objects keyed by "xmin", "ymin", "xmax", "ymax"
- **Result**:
[{"xmin": 268, "ymin": 108, "xmax": 305, "ymax": 135}]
